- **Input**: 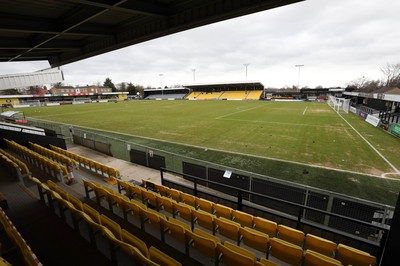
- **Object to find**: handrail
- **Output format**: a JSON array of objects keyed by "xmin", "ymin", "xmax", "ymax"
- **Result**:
[{"xmin": 160, "ymin": 167, "xmax": 391, "ymax": 261}]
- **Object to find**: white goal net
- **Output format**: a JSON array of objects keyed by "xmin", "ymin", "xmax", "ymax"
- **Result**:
[
  {"xmin": 73, "ymin": 98, "xmax": 92, "ymax": 104},
  {"xmin": 328, "ymin": 96, "xmax": 350, "ymax": 113},
  {"xmin": 20, "ymin": 100, "xmax": 41, "ymax": 107}
]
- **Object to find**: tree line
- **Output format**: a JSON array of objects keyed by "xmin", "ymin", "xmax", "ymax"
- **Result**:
[{"xmin": 346, "ymin": 63, "xmax": 400, "ymax": 92}]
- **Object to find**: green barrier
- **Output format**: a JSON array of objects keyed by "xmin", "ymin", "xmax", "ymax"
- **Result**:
[{"xmin": 391, "ymin": 123, "xmax": 400, "ymax": 137}]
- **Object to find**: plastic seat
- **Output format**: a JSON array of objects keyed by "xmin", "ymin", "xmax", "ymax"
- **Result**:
[
  {"xmin": 268, "ymin": 237, "xmax": 303, "ymax": 266},
  {"xmin": 335, "ymin": 243, "xmax": 377, "ymax": 266},
  {"xmin": 232, "ymin": 209, "xmax": 254, "ymax": 228},
  {"xmin": 161, "ymin": 217, "xmax": 190, "ymax": 244},
  {"xmin": 224, "ymin": 241, "xmax": 257, "ymax": 261},
  {"xmin": 83, "ymin": 203, "xmax": 101, "ymax": 223},
  {"xmin": 304, "ymin": 249, "xmax": 343, "ymax": 266},
  {"xmin": 67, "ymin": 194, "xmax": 83, "ymax": 211},
  {"xmin": 121, "ymin": 229, "xmax": 150, "ymax": 259},
  {"xmin": 100, "ymin": 214, "xmax": 122, "ymax": 239},
  {"xmin": 130, "ymin": 185, "xmax": 146, "ymax": 202},
  {"xmin": 173, "ymin": 202, "xmax": 194, "ymax": 224},
  {"xmin": 141, "ymin": 207, "xmax": 166, "ymax": 237},
  {"xmin": 149, "ymin": 246, "xmax": 182, "ymax": 266},
  {"xmin": 154, "ymin": 183, "xmax": 168, "ymax": 197},
  {"xmin": 186, "ymin": 228, "xmax": 220, "ymax": 264},
  {"xmin": 142, "ymin": 189, "xmax": 158, "ymax": 208},
  {"xmin": 304, "ymin": 233, "xmax": 337, "ymax": 257},
  {"xmin": 257, "ymin": 258, "xmax": 279, "ymax": 266},
  {"xmin": 213, "ymin": 203, "xmax": 232, "ymax": 219},
  {"xmin": 196, "ymin": 197, "xmax": 214, "ymax": 213},
  {"xmin": 180, "ymin": 193, "xmax": 197, "ymax": 208},
  {"xmin": 239, "ymin": 226, "xmax": 269, "ymax": 255},
  {"xmin": 217, "ymin": 242, "xmax": 256, "ymax": 266},
  {"xmin": 192, "ymin": 209, "xmax": 215, "ymax": 231},
  {"xmin": 253, "ymin": 217, "xmax": 277, "ymax": 237},
  {"xmin": 157, "ymin": 195, "xmax": 175, "ymax": 216},
  {"xmin": 277, "ymin": 224, "xmax": 305, "ymax": 247},
  {"xmin": 167, "ymin": 188, "xmax": 181, "ymax": 202},
  {"xmin": 116, "ymin": 179, "xmax": 132, "ymax": 196},
  {"xmin": 214, "ymin": 217, "xmax": 241, "ymax": 245},
  {"xmin": 82, "ymin": 178, "xmax": 98, "ymax": 199}
]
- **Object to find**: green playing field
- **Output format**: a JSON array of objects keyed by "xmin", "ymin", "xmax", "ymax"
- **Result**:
[
  {"xmin": 22, "ymin": 100, "xmax": 400, "ymax": 175},
  {"xmin": 20, "ymin": 100, "xmax": 400, "ymax": 205}
]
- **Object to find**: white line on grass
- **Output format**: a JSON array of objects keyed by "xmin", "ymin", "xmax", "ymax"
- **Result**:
[
  {"xmin": 302, "ymin": 106, "xmax": 308, "ymax": 115},
  {"xmin": 331, "ymin": 108, "xmax": 399, "ymax": 174},
  {"xmin": 215, "ymin": 105, "xmax": 265, "ymax": 120},
  {"xmin": 29, "ymin": 116, "xmax": 397, "ymax": 179},
  {"xmin": 217, "ymin": 118, "xmax": 341, "ymax": 129}
]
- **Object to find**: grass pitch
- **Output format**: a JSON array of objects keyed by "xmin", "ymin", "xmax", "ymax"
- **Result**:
[{"xmin": 22, "ymin": 100, "xmax": 400, "ymax": 205}]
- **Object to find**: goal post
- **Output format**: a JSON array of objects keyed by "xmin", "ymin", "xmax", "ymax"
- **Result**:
[
  {"xmin": 72, "ymin": 97, "xmax": 92, "ymax": 104},
  {"xmin": 328, "ymin": 96, "xmax": 350, "ymax": 114},
  {"xmin": 20, "ymin": 99, "xmax": 41, "ymax": 107}
]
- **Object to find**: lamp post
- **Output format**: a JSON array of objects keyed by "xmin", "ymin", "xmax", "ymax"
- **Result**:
[
  {"xmin": 243, "ymin": 63, "xmax": 250, "ymax": 81},
  {"xmin": 192, "ymin": 69, "xmax": 196, "ymax": 83},
  {"xmin": 295, "ymin": 64, "xmax": 304, "ymax": 88}
]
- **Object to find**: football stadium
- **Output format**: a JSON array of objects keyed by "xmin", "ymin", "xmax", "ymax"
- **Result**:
[{"xmin": 0, "ymin": 1, "xmax": 399, "ymax": 266}]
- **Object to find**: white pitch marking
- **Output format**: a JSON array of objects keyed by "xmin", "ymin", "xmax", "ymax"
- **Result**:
[{"xmin": 302, "ymin": 106, "xmax": 308, "ymax": 115}]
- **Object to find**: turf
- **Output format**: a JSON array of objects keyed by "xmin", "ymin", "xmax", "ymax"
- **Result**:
[{"xmin": 21, "ymin": 100, "xmax": 400, "ymax": 205}]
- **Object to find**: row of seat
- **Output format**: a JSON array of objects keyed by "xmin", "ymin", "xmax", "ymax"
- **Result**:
[
  {"xmin": 0, "ymin": 207, "xmax": 43, "ymax": 266},
  {"xmin": 0, "ymin": 152, "xmax": 22, "ymax": 179},
  {"xmin": 5, "ymin": 139, "xmax": 68, "ymax": 180},
  {"xmin": 49, "ymin": 144, "xmax": 121, "ymax": 179},
  {"xmin": 86, "ymin": 177, "xmax": 363, "ymax": 266},
  {"xmin": 29, "ymin": 142, "xmax": 78, "ymax": 168},
  {"xmin": 84, "ymin": 177, "xmax": 282, "ymax": 265},
  {"xmin": 31, "ymin": 176, "xmax": 181, "ymax": 266},
  {"xmin": 0, "ymin": 148, "xmax": 30, "ymax": 176},
  {"xmin": 137, "ymin": 179, "xmax": 377, "ymax": 266}
]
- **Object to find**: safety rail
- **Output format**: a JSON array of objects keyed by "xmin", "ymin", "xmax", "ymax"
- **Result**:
[{"xmin": 159, "ymin": 167, "xmax": 391, "ymax": 263}]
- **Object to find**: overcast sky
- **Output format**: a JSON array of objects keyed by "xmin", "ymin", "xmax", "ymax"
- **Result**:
[{"xmin": 1, "ymin": 0, "xmax": 399, "ymax": 89}]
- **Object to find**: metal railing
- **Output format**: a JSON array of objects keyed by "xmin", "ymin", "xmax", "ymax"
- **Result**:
[{"xmin": 160, "ymin": 167, "xmax": 391, "ymax": 262}]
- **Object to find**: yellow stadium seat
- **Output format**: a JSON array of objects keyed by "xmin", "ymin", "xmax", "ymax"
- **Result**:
[
  {"xmin": 161, "ymin": 216, "xmax": 189, "ymax": 244},
  {"xmin": 277, "ymin": 224, "xmax": 305, "ymax": 247},
  {"xmin": 186, "ymin": 228, "xmax": 220, "ymax": 264},
  {"xmin": 156, "ymin": 195, "xmax": 175, "ymax": 216},
  {"xmin": 253, "ymin": 217, "xmax": 277, "ymax": 237},
  {"xmin": 149, "ymin": 246, "xmax": 182, "ymax": 266},
  {"xmin": 239, "ymin": 226, "xmax": 269, "ymax": 255},
  {"xmin": 180, "ymin": 193, "xmax": 197, "ymax": 208},
  {"xmin": 173, "ymin": 202, "xmax": 194, "ymax": 224},
  {"xmin": 304, "ymin": 249, "xmax": 343, "ymax": 266},
  {"xmin": 192, "ymin": 209, "xmax": 215, "ymax": 232},
  {"xmin": 167, "ymin": 188, "xmax": 181, "ymax": 202},
  {"xmin": 100, "ymin": 214, "xmax": 122, "ymax": 239},
  {"xmin": 213, "ymin": 203, "xmax": 232, "ymax": 219},
  {"xmin": 232, "ymin": 209, "xmax": 254, "ymax": 228},
  {"xmin": 335, "ymin": 243, "xmax": 377, "ymax": 266},
  {"xmin": 196, "ymin": 197, "xmax": 214, "ymax": 213},
  {"xmin": 121, "ymin": 229, "xmax": 150, "ymax": 259},
  {"xmin": 217, "ymin": 242, "xmax": 256, "ymax": 266},
  {"xmin": 268, "ymin": 237, "xmax": 303, "ymax": 266},
  {"xmin": 214, "ymin": 217, "xmax": 241, "ymax": 245},
  {"xmin": 83, "ymin": 203, "xmax": 101, "ymax": 223},
  {"xmin": 304, "ymin": 233, "xmax": 337, "ymax": 257},
  {"xmin": 257, "ymin": 258, "xmax": 279, "ymax": 266}
]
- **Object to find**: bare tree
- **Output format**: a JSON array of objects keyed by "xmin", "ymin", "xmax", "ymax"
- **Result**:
[{"xmin": 381, "ymin": 63, "xmax": 400, "ymax": 88}]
